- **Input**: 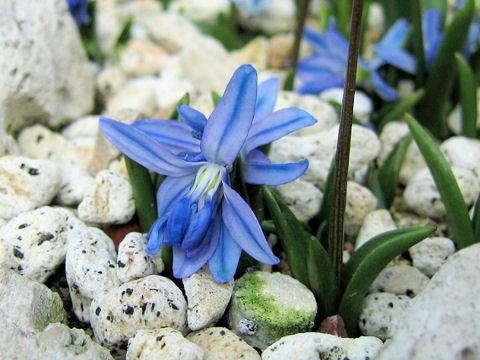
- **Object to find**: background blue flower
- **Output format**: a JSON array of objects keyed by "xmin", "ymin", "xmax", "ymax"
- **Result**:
[
  {"xmin": 66, "ymin": 0, "xmax": 89, "ymax": 26},
  {"xmin": 100, "ymin": 64, "xmax": 316, "ymax": 283}
]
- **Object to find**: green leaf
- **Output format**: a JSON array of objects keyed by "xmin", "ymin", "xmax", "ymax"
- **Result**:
[
  {"xmin": 455, "ymin": 53, "xmax": 478, "ymax": 138},
  {"xmin": 263, "ymin": 186, "xmax": 310, "ymax": 286},
  {"xmin": 283, "ymin": 70, "xmax": 295, "ymax": 91},
  {"xmin": 339, "ymin": 225, "xmax": 435, "ymax": 335},
  {"xmin": 168, "ymin": 93, "xmax": 190, "ymax": 120},
  {"xmin": 409, "ymin": 0, "xmax": 427, "ymax": 87},
  {"xmin": 472, "ymin": 193, "xmax": 480, "ymax": 243},
  {"xmin": 365, "ymin": 163, "xmax": 386, "ymax": 210},
  {"xmin": 377, "ymin": 134, "xmax": 412, "ymax": 208},
  {"xmin": 211, "ymin": 91, "xmax": 221, "ymax": 106},
  {"xmin": 124, "ymin": 156, "xmax": 157, "ymax": 233},
  {"xmin": 415, "ymin": 0, "xmax": 474, "ymax": 137},
  {"xmin": 377, "ymin": 89, "xmax": 425, "ymax": 132},
  {"xmin": 306, "ymin": 236, "xmax": 337, "ymax": 317},
  {"xmin": 407, "ymin": 114, "xmax": 475, "ymax": 249}
]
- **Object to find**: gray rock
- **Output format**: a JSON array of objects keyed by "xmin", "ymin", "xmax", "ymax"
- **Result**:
[
  {"xmin": 0, "ymin": 0, "xmax": 94, "ymax": 133},
  {"xmin": 375, "ymin": 243, "xmax": 480, "ymax": 360},
  {"xmin": 228, "ymin": 271, "xmax": 317, "ymax": 350},
  {"xmin": 90, "ymin": 275, "xmax": 188, "ymax": 347},
  {"xmin": 182, "ymin": 266, "xmax": 234, "ymax": 331},
  {"xmin": 261, "ymin": 332, "xmax": 383, "ymax": 360},
  {"xmin": 274, "ymin": 180, "xmax": 323, "ymax": 222},
  {"xmin": 355, "ymin": 209, "xmax": 397, "ymax": 249},
  {"xmin": 403, "ymin": 167, "xmax": 479, "ymax": 219},
  {"xmin": 344, "ymin": 182, "xmax": 378, "ymax": 237},
  {"xmin": 66, "ymin": 226, "xmax": 120, "ymax": 322},
  {"xmin": 0, "ymin": 265, "xmax": 67, "ymax": 333},
  {"xmin": 409, "ymin": 236, "xmax": 456, "ymax": 277},
  {"xmin": 77, "ymin": 170, "xmax": 135, "ymax": 225},
  {"xmin": 0, "ymin": 322, "xmax": 113, "ymax": 360},
  {"xmin": 370, "ymin": 265, "xmax": 430, "ymax": 297},
  {"xmin": 0, "ymin": 206, "xmax": 76, "ymax": 282},
  {"xmin": 127, "ymin": 328, "xmax": 204, "ymax": 360},
  {"xmin": 0, "ymin": 156, "xmax": 61, "ymax": 219},
  {"xmin": 187, "ymin": 327, "xmax": 260, "ymax": 360},
  {"xmin": 116, "ymin": 232, "xmax": 162, "ymax": 283},
  {"xmin": 359, "ymin": 292, "xmax": 411, "ymax": 340}
]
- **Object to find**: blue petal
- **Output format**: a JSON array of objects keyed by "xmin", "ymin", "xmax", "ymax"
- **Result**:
[
  {"xmin": 156, "ymin": 173, "xmax": 196, "ymax": 216},
  {"xmin": 297, "ymin": 54, "xmax": 346, "ymax": 78},
  {"xmin": 464, "ymin": 20, "xmax": 480, "ymax": 58},
  {"xmin": 172, "ymin": 215, "xmax": 220, "ymax": 279},
  {"xmin": 99, "ymin": 117, "xmax": 201, "ymax": 176},
  {"xmin": 145, "ymin": 216, "xmax": 167, "ymax": 254},
  {"xmin": 253, "ymin": 77, "xmax": 279, "ymax": 124},
  {"xmin": 131, "ymin": 118, "xmax": 200, "ymax": 153},
  {"xmin": 221, "ymin": 182, "xmax": 279, "ymax": 264},
  {"xmin": 201, "ymin": 65, "xmax": 257, "ymax": 165},
  {"xmin": 208, "ymin": 223, "xmax": 242, "ymax": 283},
  {"xmin": 166, "ymin": 196, "xmax": 191, "ymax": 246},
  {"xmin": 373, "ymin": 45, "xmax": 416, "ymax": 74},
  {"xmin": 177, "ymin": 105, "xmax": 208, "ymax": 133},
  {"xmin": 378, "ymin": 18, "xmax": 409, "ymax": 49},
  {"xmin": 423, "ymin": 9, "xmax": 443, "ymax": 68},
  {"xmin": 370, "ymin": 72, "xmax": 399, "ymax": 101},
  {"xmin": 181, "ymin": 199, "xmax": 214, "ymax": 251},
  {"xmin": 244, "ymin": 154, "xmax": 309, "ymax": 186},
  {"xmin": 243, "ymin": 107, "xmax": 317, "ymax": 154},
  {"xmin": 303, "ymin": 26, "xmax": 329, "ymax": 53},
  {"xmin": 297, "ymin": 74, "xmax": 345, "ymax": 94}
]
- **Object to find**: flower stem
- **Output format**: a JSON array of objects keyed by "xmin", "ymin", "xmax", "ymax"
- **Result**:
[
  {"xmin": 285, "ymin": 0, "xmax": 311, "ymax": 90},
  {"xmin": 328, "ymin": 0, "xmax": 364, "ymax": 287}
]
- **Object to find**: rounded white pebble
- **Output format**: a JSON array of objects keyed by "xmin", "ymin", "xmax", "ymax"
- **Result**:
[
  {"xmin": 370, "ymin": 265, "xmax": 430, "ymax": 297},
  {"xmin": 345, "ymin": 182, "xmax": 378, "ymax": 237},
  {"xmin": 409, "ymin": 237, "xmax": 456, "ymax": 277},
  {"xmin": 274, "ymin": 180, "xmax": 323, "ymax": 222},
  {"xmin": 355, "ymin": 209, "xmax": 397, "ymax": 249}
]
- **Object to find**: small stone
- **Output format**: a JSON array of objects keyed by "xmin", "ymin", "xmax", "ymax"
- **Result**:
[
  {"xmin": 90, "ymin": 275, "xmax": 188, "ymax": 347},
  {"xmin": 119, "ymin": 39, "xmax": 168, "ymax": 77},
  {"xmin": 359, "ymin": 292, "xmax": 410, "ymax": 340},
  {"xmin": 261, "ymin": 332, "xmax": 383, "ymax": 360},
  {"xmin": 106, "ymin": 77, "xmax": 159, "ymax": 116},
  {"xmin": 377, "ymin": 121, "xmax": 410, "ymax": 167},
  {"xmin": 441, "ymin": 136, "xmax": 480, "ymax": 179},
  {"xmin": 153, "ymin": 75, "xmax": 196, "ymax": 111},
  {"xmin": 66, "ymin": 226, "xmax": 120, "ymax": 322},
  {"xmin": 77, "ymin": 170, "xmax": 135, "ymax": 225},
  {"xmin": 169, "ymin": 0, "xmax": 230, "ymax": 23},
  {"xmin": 183, "ymin": 266, "xmax": 234, "ymax": 331},
  {"xmin": 403, "ymin": 167, "xmax": 479, "ymax": 219},
  {"xmin": 267, "ymin": 35, "xmax": 293, "ymax": 69},
  {"xmin": 145, "ymin": 12, "xmax": 203, "ymax": 53},
  {"xmin": 232, "ymin": 36, "xmax": 270, "ymax": 71},
  {"xmin": 274, "ymin": 180, "xmax": 323, "ymax": 222},
  {"xmin": 0, "ymin": 206, "xmax": 77, "ymax": 282},
  {"xmin": 446, "ymin": 88, "xmax": 480, "ymax": 134},
  {"xmin": 0, "ymin": 156, "xmax": 61, "ymax": 220},
  {"xmin": 96, "ymin": 66, "xmax": 127, "ymax": 100},
  {"xmin": 127, "ymin": 328, "xmax": 204, "ymax": 360},
  {"xmin": 345, "ymin": 182, "xmax": 378, "ymax": 237},
  {"xmin": 187, "ymin": 327, "xmax": 260, "ymax": 360},
  {"xmin": 320, "ymin": 88, "xmax": 373, "ymax": 124},
  {"xmin": 228, "ymin": 271, "xmax": 317, "ymax": 350},
  {"xmin": 236, "ymin": 0, "xmax": 296, "ymax": 35},
  {"xmin": 17, "ymin": 124, "xmax": 68, "ymax": 162},
  {"xmin": 409, "ymin": 237, "xmax": 456, "ymax": 277},
  {"xmin": 318, "ymin": 315, "xmax": 348, "ymax": 338},
  {"xmin": 0, "ymin": 265, "xmax": 67, "ymax": 333},
  {"xmin": 0, "ymin": 128, "xmax": 19, "ymax": 157},
  {"xmin": 55, "ymin": 163, "xmax": 95, "ymax": 206},
  {"xmin": 375, "ymin": 243, "xmax": 480, "ymax": 360},
  {"xmin": 116, "ymin": 232, "xmax": 162, "ymax": 283},
  {"xmin": 355, "ymin": 209, "xmax": 397, "ymax": 249},
  {"xmin": 400, "ymin": 142, "xmax": 427, "ymax": 185},
  {"xmin": 61, "ymin": 115, "xmax": 100, "ymax": 139},
  {"xmin": 370, "ymin": 265, "xmax": 430, "ymax": 297}
]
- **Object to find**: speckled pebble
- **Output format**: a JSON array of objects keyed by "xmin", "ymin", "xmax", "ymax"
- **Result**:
[
  {"xmin": 61, "ymin": 115, "xmax": 100, "ymax": 139},
  {"xmin": 90, "ymin": 275, "xmax": 188, "ymax": 347},
  {"xmin": 319, "ymin": 88, "xmax": 373, "ymax": 124},
  {"xmin": 274, "ymin": 180, "xmax": 323, "ymax": 222},
  {"xmin": 355, "ymin": 209, "xmax": 397, "ymax": 249},
  {"xmin": 96, "ymin": 66, "xmax": 127, "ymax": 100},
  {"xmin": 77, "ymin": 170, "xmax": 135, "ymax": 225},
  {"xmin": 116, "ymin": 232, "xmax": 162, "ymax": 283},
  {"xmin": 261, "ymin": 332, "xmax": 383, "ymax": 360},
  {"xmin": 0, "ymin": 206, "xmax": 79, "ymax": 283},
  {"xmin": 66, "ymin": 226, "xmax": 120, "ymax": 322},
  {"xmin": 187, "ymin": 327, "xmax": 260, "ymax": 360},
  {"xmin": 126, "ymin": 328, "xmax": 204, "ymax": 360},
  {"xmin": 345, "ymin": 182, "xmax": 378, "ymax": 237},
  {"xmin": 55, "ymin": 163, "xmax": 95, "ymax": 206},
  {"xmin": 17, "ymin": 124, "xmax": 68, "ymax": 162},
  {"xmin": 0, "ymin": 156, "xmax": 61, "ymax": 219},
  {"xmin": 183, "ymin": 266, "xmax": 234, "ymax": 331},
  {"xmin": 228, "ymin": 271, "xmax": 317, "ymax": 350},
  {"xmin": 377, "ymin": 121, "xmax": 410, "ymax": 167},
  {"xmin": 370, "ymin": 265, "xmax": 430, "ymax": 297},
  {"xmin": 441, "ymin": 136, "xmax": 480, "ymax": 179},
  {"xmin": 403, "ymin": 167, "xmax": 479, "ymax": 219},
  {"xmin": 409, "ymin": 237, "xmax": 456, "ymax": 277},
  {"xmin": 359, "ymin": 292, "xmax": 411, "ymax": 340},
  {"xmin": 106, "ymin": 77, "xmax": 159, "ymax": 116}
]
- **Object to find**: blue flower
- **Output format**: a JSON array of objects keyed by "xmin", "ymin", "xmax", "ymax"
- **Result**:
[
  {"xmin": 100, "ymin": 65, "xmax": 316, "ymax": 283},
  {"xmin": 297, "ymin": 19, "xmax": 415, "ymax": 101},
  {"xmin": 423, "ymin": 8, "xmax": 480, "ymax": 69},
  {"xmin": 66, "ymin": 0, "xmax": 89, "ymax": 25},
  {"xmin": 229, "ymin": 0, "xmax": 272, "ymax": 15}
]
